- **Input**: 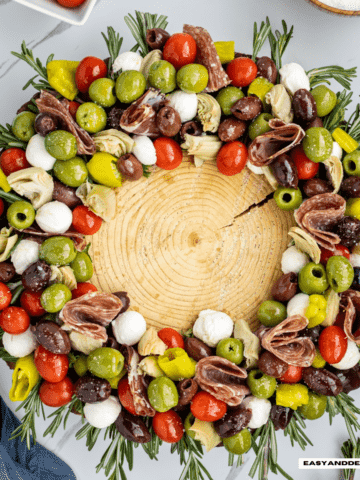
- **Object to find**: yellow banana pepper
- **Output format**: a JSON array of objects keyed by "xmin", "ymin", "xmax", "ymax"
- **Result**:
[
  {"xmin": 214, "ymin": 41, "xmax": 235, "ymax": 64},
  {"xmin": 47, "ymin": 60, "xmax": 79, "ymax": 101},
  {"xmin": 0, "ymin": 169, "xmax": 11, "ymax": 193},
  {"xmin": 332, "ymin": 128, "xmax": 359, "ymax": 154},
  {"xmin": 9, "ymin": 355, "xmax": 40, "ymax": 402},
  {"xmin": 276, "ymin": 383, "xmax": 309, "ymax": 410},
  {"xmin": 158, "ymin": 348, "xmax": 196, "ymax": 381},
  {"xmin": 305, "ymin": 294, "xmax": 327, "ymax": 328}
]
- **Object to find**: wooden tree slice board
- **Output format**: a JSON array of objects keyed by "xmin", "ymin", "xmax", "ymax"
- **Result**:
[{"xmin": 90, "ymin": 158, "xmax": 295, "ymax": 332}]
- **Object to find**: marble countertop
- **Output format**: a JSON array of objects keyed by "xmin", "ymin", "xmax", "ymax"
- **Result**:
[{"xmin": 0, "ymin": 0, "xmax": 360, "ymax": 479}]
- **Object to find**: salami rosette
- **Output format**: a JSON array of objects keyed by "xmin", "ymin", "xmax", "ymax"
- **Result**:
[{"xmin": 341, "ymin": 290, "xmax": 360, "ymax": 344}]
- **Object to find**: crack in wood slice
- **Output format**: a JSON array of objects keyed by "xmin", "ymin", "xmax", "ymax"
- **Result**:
[{"xmin": 90, "ymin": 158, "xmax": 295, "ymax": 332}]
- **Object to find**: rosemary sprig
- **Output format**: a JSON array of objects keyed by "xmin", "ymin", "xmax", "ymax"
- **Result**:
[
  {"xmin": 11, "ymin": 41, "xmax": 53, "ymax": 91},
  {"xmin": 0, "ymin": 188, "xmax": 24, "ymax": 203},
  {"xmin": 96, "ymin": 425, "xmax": 134, "ymax": 480},
  {"xmin": 252, "ymin": 20, "xmax": 272, "ymax": 61},
  {"xmin": 327, "ymin": 392, "xmax": 360, "ymax": 446},
  {"xmin": 322, "ymin": 89, "xmax": 353, "ymax": 132},
  {"xmin": 141, "ymin": 426, "xmax": 162, "ymax": 460},
  {"xmin": 171, "ymin": 435, "xmax": 213, "ymax": 480},
  {"xmin": 346, "ymin": 103, "xmax": 360, "ymax": 143},
  {"xmin": 0, "ymin": 347, "xmax": 18, "ymax": 363},
  {"xmin": 10, "ymin": 285, "xmax": 25, "ymax": 305},
  {"xmin": 142, "ymin": 164, "xmax": 152, "ymax": 178},
  {"xmin": 0, "ymin": 123, "xmax": 28, "ymax": 150},
  {"xmin": 341, "ymin": 437, "xmax": 360, "ymax": 480},
  {"xmin": 44, "ymin": 395, "xmax": 84, "ymax": 438},
  {"xmin": 124, "ymin": 11, "xmax": 168, "ymax": 57},
  {"xmin": 228, "ymin": 452, "xmax": 243, "ymax": 467},
  {"xmin": 9, "ymin": 381, "xmax": 45, "ymax": 449},
  {"xmin": 101, "ymin": 27, "xmax": 123, "ymax": 79},
  {"xmin": 283, "ymin": 411, "xmax": 313, "ymax": 450},
  {"xmin": 267, "ymin": 19, "xmax": 294, "ymax": 72},
  {"xmin": 307, "ymin": 65, "xmax": 357, "ymax": 90}
]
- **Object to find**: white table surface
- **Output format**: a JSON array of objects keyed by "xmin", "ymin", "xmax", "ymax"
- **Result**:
[{"xmin": 0, "ymin": 0, "xmax": 360, "ymax": 479}]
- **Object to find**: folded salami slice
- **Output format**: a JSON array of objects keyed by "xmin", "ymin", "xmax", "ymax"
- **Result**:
[
  {"xmin": 195, "ymin": 356, "xmax": 249, "ymax": 406},
  {"xmin": 261, "ymin": 315, "xmax": 316, "ymax": 367},
  {"xmin": 60, "ymin": 292, "xmax": 122, "ymax": 342},
  {"xmin": 294, "ymin": 193, "xmax": 346, "ymax": 251},
  {"xmin": 341, "ymin": 290, "xmax": 360, "ymax": 345},
  {"xmin": 121, "ymin": 345, "xmax": 156, "ymax": 417},
  {"xmin": 36, "ymin": 90, "xmax": 96, "ymax": 155},
  {"xmin": 248, "ymin": 119, "xmax": 305, "ymax": 167},
  {"xmin": 183, "ymin": 25, "xmax": 231, "ymax": 93},
  {"xmin": 18, "ymin": 226, "xmax": 87, "ymax": 251}
]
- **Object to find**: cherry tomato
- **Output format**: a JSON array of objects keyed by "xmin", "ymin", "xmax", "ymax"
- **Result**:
[
  {"xmin": 0, "ymin": 306, "xmax": 29, "ymax": 334},
  {"xmin": 34, "ymin": 345, "xmax": 69, "ymax": 383},
  {"xmin": 163, "ymin": 33, "xmax": 197, "ymax": 70},
  {"xmin": 72, "ymin": 282, "xmax": 98, "ymax": 299},
  {"xmin": 319, "ymin": 326, "xmax": 348, "ymax": 364},
  {"xmin": 152, "ymin": 410, "xmax": 184, "ymax": 443},
  {"xmin": 0, "ymin": 283, "xmax": 12, "ymax": 311},
  {"xmin": 20, "ymin": 290, "xmax": 46, "ymax": 317},
  {"xmin": 39, "ymin": 377, "xmax": 74, "ymax": 407},
  {"xmin": 191, "ymin": 391, "xmax": 227, "ymax": 422},
  {"xmin": 279, "ymin": 365, "xmax": 303, "ymax": 383},
  {"xmin": 72, "ymin": 205, "xmax": 103, "ymax": 235},
  {"xmin": 320, "ymin": 245, "xmax": 350, "ymax": 264},
  {"xmin": 118, "ymin": 377, "xmax": 137, "ymax": 415},
  {"xmin": 154, "ymin": 137, "xmax": 183, "ymax": 170},
  {"xmin": 0, "ymin": 148, "xmax": 31, "ymax": 176},
  {"xmin": 158, "ymin": 328, "xmax": 185, "ymax": 349},
  {"xmin": 68, "ymin": 101, "xmax": 80, "ymax": 119},
  {"xmin": 226, "ymin": 57, "xmax": 257, "ymax": 88},
  {"xmin": 75, "ymin": 56, "xmax": 107, "ymax": 93},
  {"xmin": 290, "ymin": 145, "xmax": 319, "ymax": 180},
  {"xmin": 216, "ymin": 141, "xmax": 248, "ymax": 176},
  {"xmin": 0, "ymin": 199, "xmax": 4, "ymax": 217}
]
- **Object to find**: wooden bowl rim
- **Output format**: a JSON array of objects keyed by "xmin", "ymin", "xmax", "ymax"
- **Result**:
[{"xmin": 308, "ymin": 0, "xmax": 360, "ymax": 15}]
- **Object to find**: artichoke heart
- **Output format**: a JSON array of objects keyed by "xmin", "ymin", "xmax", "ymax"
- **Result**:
[
  {"xmin": 94, "ymin": 129, "xmax": 134, "ymax": 158},
  {"xmin": 0, "ymin": 227, "xmax": 18, "ymax": 262},
  {"xmin": 197, "ymin": 93, "xmax": 221, "ymax": 133},
  {"xmin": 323, "ymin": 155, "xmax": 343, "ymax": 194},
  {"xmin": 76, "ymin": 182, "xmax": 116, "ymax": 222},
  {"xmin": 234, "ymin": 317, "xmax": 260, "ymax": 369},
  {"xmin": 189, "ymin": 418, "xmax": 221, "ymax": 452},
  {"xmin": 50, "ymin": 265, "xmax": 77, "ymax": 291},
  {"xmin": 288, "ymin": 227, "xmax": 321, "ymax": 264},
  {"xmin": 141, "ymin": 49, "xmax": 163, "ymax": 82},
  {"xmin": 322, "ymin": 288, "xmax": 340, "ymax": 327},
  {"xmin": 7, "ymin": 167, "xmax": 54, "ymax": 209},
  {"xmin": 265, "ymin": 84, "xmax": 293, "ymax": 124},
  {"xmin": 138, "ymin": 327, "xmax": 167, "ymax": 356},
  {"xmin": 181, "ymin": 134, "xmax": 222, "ymax": 167}
]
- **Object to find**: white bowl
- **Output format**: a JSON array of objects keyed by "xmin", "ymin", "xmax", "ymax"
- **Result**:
[
  {"xmin": 13, "ymin": 0, "xmax": 98, "ymax": 26},
  {"xmin": 307, "ymin": 0, "xmax": 360, "ymax": 15}
]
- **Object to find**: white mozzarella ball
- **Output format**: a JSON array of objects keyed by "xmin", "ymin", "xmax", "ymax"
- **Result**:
[
  {"xmin": 36, "ymin": 201, "xmax": 72, "ymax": 234},
  {"xmin": 2, "ymin": 328, "xmax": 38, "ymax": 357},
  {"xmin": 113, "ymin": 52, "xmax": 143, "ymax": 73},
  {"xmin": 287, "ymin": 293, "xmax": 310, "ymax": 317},
  {"xmin": 26, "ymin": 134, "xmax": 57, "ymax": 171},
  {"xmin": 246, "ymin": 161, "xmax": 264, "ymax": 175},
  {"xmin": 168, "ymin": 91, "xmax": 198, "ymax": 123},
  {"xmin": 112, "ymin": 311, "xmax": 147, "ymax": 346},
  {"xmin": 193, "ymin": 309, "xmax": 234, "ymax": 348},
  {"xmin": 350, "ymin": 254, "xmax": 360, "ymax": 268},
  {"xmin": 332, "ymin": 339, "xmax": 360, "ymax": 370},
  {"xmin": 281, "ymin": 246, "xmax": 309, "ymax": 274},
  {"xmin": 84, "ymin": 396, "xmax": 121, "ymax": 429},
  {"xmin": 242, "ymin": 396, "xmax": 271, "ymax": 429},
  {"xmin": 11, "ymin": 240, "xmax": 40, "ymax": 275},
  {"xmin": 279, "ymin": 63, "xmax": 310, "ymax": 96},
  {"xmin": 331, "ymin": 141, "xmax": 342, "ymax": 161},
  {"xmin": 132, "ymin": 136, "xmax": 157, "ymax": 165}
]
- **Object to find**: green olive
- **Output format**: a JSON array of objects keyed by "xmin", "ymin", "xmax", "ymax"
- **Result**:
[
  {"xmin": 147, "ymin": 376, "xmax": 179, "ymax": 412},
  {"xmin": 74, "ymin": 355, "xmax": 88, "ymax": 377},
  {"xmin": 258, "ymin": 300, "xmax": 287, "ymax": 327},
  {"xmin": 343, "ymin": 150, "xmax": 360, "ymax": 176},
  {"xmin": 76, "ymin": 103, "xmax": 107, "ymax": 134},
  {"xmin": 115, "ymin": 70, "xmax": 146, "ymax": 104},
  {"xmin": 223, "ymin": 429, "xmax": 252, "ymax": 455},
  {"xmin": 274, "ymin": 187, "xmax": 303, "ymax": 211},
  {"xmin": 311, "ymin": 85, "xmax": 337, "ymax": 117},
  {"xmin": 148, "ymin": 60, "xmax": 176, "ymax": 94},
  {"xmin": 248, "ymin": 113, "xmax": 274, "ymax": 140},
  {"xmin": 302, "ymin": 127, "xmax": 333, "ymax": 163},
  {"xmin": 70, "ymin": 252, "xmax": 93, "ymax": 282},
  {"xmin": 247, "ymin": 369, "xmax": 277, "ymax": 399},
  {"xmin": 216, "ymin": 338, "xmax": 244, "ymax": 364},
  {"xmin": 7, "ymin": 201, "xmax": 35, "ymax": 229},
  {"xmin": 53, "ymin": 157, "xmax": 88, "ymax": 187},
  {"xmin": 177, "ymin": 64, "xmax": 209, "ymax": 94},
  {"xmin": 87, "ymin": 347, "xmax": 125, "ymax": 379},
  {"xmin": 298, "ymin": 262, "xmax": 329, "ymax": 295},
  {"xmin": 216, "ymin": 86, "xmax": 244, "ymax": 116},
  {"xmin": 299, "ymin": 392, "xmax": 327, "ymax": 420},
  {"xmin": 39, "ymin": 236, "xmax": 77, "ymax": 266},
  {"xmin": 326, "ymin": 255, "xmax": 354, "ymax": 293},
  {"xmin": 89, "ymin": 78, "xmax": 116, "ymax": 108},
  {"xmin": 12, "ymin": 111, "xmax": 36, "ymax": 142},
  {"xmin": 40, "ymin": 283, "xmax": 72, "ymax": 313},
  {"xmin": 44, "ymin": 130, "xmax": 78, "ymax": 160}
]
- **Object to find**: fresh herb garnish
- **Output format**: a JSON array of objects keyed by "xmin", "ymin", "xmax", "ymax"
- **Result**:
[
  {"xmin": 0, "ymin": 188, "xmax": 24, "ymax": 203},
  {"xmin": 307, "ymin": 65, "xmax": 357, "ymax": 90},
  {"xmin": 0, "ymin": 326, "xmax": 18, "ymax": 363},
  {"xmin": 322, "ymin": 89, "xmax": 353, "ymax": 132},
  {"xmin": 11, "ymin": 41, "xmax": 53, "ymax": 91},
  {"xmin": 0, "ymin": 123, "xmax": 28, "ymax": 150},
  {"xmin": 97, "ymin": 425, "xmax": 134, "ymax": 480},
  {"xmin": 341, "ymin": 437, "xmax": 360, "ymax": 480},
  {"xmin": 141, "ymin": 425, "xmax": 162, "ymax": 460},
  {"xmin": 142, "ymin": 164, "xmax": 152, "ymax": 178},
  {"xmin": 44, "ymin": 395, "xmax": 84, "ymax": 438},
  {"xmin": 283, "ymin": 411, "xmax": 313, "ymax": 450},
  {"xmin": 10, "ymin": 285, "xmax": 25, "ymax": 305},
  {"xmin": 171, "ymin": 436, "xmax": 213, "ymax": 480},
  {"xmin": 267, "ymin": 19, "xmax": 294, "ymax": 72},
  {"xmin": 327, "ymin": 392, "xmax": 360, "ymax": 446},
  {"xmin": 228, "ymin": 452, "xmax": 243, "ymax": 467},
  {"xmin": 346, "ymin": 103, "xmax": 360, "ymax": 143},
  {"xmin": 101, "ymin": 27, "xmax": 124, "ymax": 79},
  {"xmin": 124, "ymin": 11, "xmax": 168, "ymax": 57},
  {"xmin": 252, "ymin": 20, "xmax": 272, "ymax": 61}
]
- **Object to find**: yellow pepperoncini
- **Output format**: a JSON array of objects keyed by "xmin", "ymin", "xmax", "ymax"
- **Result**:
[
  {"xmin": 276, "ymin": 383, "xmax": 309, "ymax": 410},
  {"xmin": 158, "ymin": 348, "xmax": 196, "ymax": 381},
  {"xmin": 87, "ymin": 152, "xmax": 122, "ymax": 188},
  {"xmin": 214, "ymin": 41, "xmax": 235, "ymax": 64},
  {"xmin": 0, "ymin": 170, "xmax": 11, "ymax": 193},
  {"xmin": 332, "ymin": 128, "xmax": 359, "ymax": 154},
  {"xmin": 9, "ymin": 355, "xmax": 40, "ymax": 402},
  {"xmin": 248, "ymin": 77, "xmax": 274, "ymax": 106},
  {"xmin": 47, "ymin": 60, "xmax": 79, "ymax": 101},
  {"xmin": 312, "ymin": 348, "xmax": 326, "ymax": 368},
  {"xmin": 305, "ymin": 294, "xmax": 327, "ymax": 328}
]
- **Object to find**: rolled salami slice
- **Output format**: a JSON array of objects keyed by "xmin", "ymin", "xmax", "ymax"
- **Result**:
[
  {"xmin": 261, "ymin": 315, "xmax": 316, "ymax": 367},
  {"xmin": 248, "ymin": 119, "xmax": 305, "ymax": 167},
  {"xmin": 294, "ymin": 193, "xmax": 346, "ymax": 251},
  {"xmin": 341, "ymin": 290, "xmax": 360, "ymax": 345},
  {"xmin": 18, "ymin": 225, "xmax": 87, "ymax": 251}
]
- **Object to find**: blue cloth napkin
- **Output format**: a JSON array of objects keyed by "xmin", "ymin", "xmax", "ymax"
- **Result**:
[{"xmin": 0, "ymin": 396, "xmax": 76, "ymax": 480}]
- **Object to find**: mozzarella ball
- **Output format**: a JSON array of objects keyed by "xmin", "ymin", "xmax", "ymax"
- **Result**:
[
  {"xmin": 247, "ymin": 161, "xmax": 264, "ymax": 175},
  {"xmin": 350, "ymin": 254, "xmax": 360, "ymax": 268},
  {"xmin": 26, "ymin": 134, "xmax": 57, "ymax": 171},
  {"xmin": 279, "ymin": 63, "xmax": 310, "ymax": 96},
  {"xmin": 2, "ymin": 327, "xmax": 38, "ymax": 357},
  {"xmin": 84, "ymin": 396, "xmax": 121, "ymax": 429},
  {"xmin": 242, "ymin": 396, "xmax": 271, "ymax": 429},
  {"xmin": 168, "ymin": 91, "xmax": 198, "ymax": 123},
  {"xmin": 281, "ymin": 246, "xmax": 309, "ymax": 274},
  {"xmin": 132, "ymin": 136, "xmax": 157, "ymax": 166},
  {"xmin": 331, "ymin": 141, "xmax": 342, "ymax": 161},
  {"xmin": 332, "ymin": 339, "xmax": 360, "ymax": 370},
  {"xmin": 193, "ymin": 309, "xmax": 234, "ymax": 348},
  {"xmin": 287, "ymin": 293, "xmax": 310, "ymax": 317},
  {"xmin": 36, "ymin": 201, "xmax": 72, "ymax": 234},
  {"xmin": 112, "ymin": 311, "xmax": 147, "ymax": 346},
  {"xmin": 11, "ymin": 239, "xmax": 39, "ymax": 275},
  {"xmin": 113, "ymin": 52, "xmax": 142, "ymax": 73}
]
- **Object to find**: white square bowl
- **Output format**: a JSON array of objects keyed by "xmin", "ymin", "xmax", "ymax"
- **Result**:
[{"xmin": 13, "ymin": 0, "xmax": 98, "ymax": 26}]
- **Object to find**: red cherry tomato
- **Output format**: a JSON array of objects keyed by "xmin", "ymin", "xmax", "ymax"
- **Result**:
[
  {"xmin": 226, "ymin": 57, "xmax": 258, "ymax": 87},
  {"xmin": 320, "ymin": 245, "xmax": 350, "ymax": 264},
  {"xmin": 279, "ymin": 365, "xmax": 303, "ymax": 383},
  {"xmin": 34, "ymin": 345, "xmax": 69, "ymax": 383},
  {"xmin": 118, "ymin": 377, "xmax": 137, "ymax": 415},
  {"xmin": 163, "ymin": 33, "xmax": 197, "ymax": 70},
  {"xmin": 154, "ymin": 137, "xmax": 183, "ymax": 170},
  {"xmin": 0, "ymin": 148, "xmax": 31, "ymax": 176},
  {"xmin": 72, "ymin": 282, "xmax": 98, "ymax": 299},
  {"xmin": 152, "ymin": 410, "xmax": 184, "ymax": 443},
  {"xmin": 290, "ymin": 145, "xmax": 319, "ymax": 180},
  {"xmin": 0, "ymin": 283, "xmax": 12, "ymax": 312},
  {"xmin": 0, "ymin": 306, "xmax": 29, "ymax": 334},
  {"xmin": 319, "ymin": 326, "xmax": 348, "ymax": 364},
  {"xmin": 68, "ymin": 101, "xmax": 80, "ymax": 119},
  {"xmin": 20, "ymin": 290, "xmax": 46, "ymax": 317},
  {"xmin": 75, "ymin": 56, "xmax": 107, "ymax": 93},
  {"xmin": 72, "ymin": 205, "xmax": 103, "ymax": 235},
  {"xmin": 216, "ymin": 141, "xmax": 248, "ymax": 176},
  {"xmin": 191, "ymin": 391, "xmax": 227, "ymax": 422},
  {"xmin": 158, "ymin": 328, "xmax": 185, "ymax": 349},
  {"xmin": 39, "ymin": 377, "xmax": 74, "ymax": 407}
]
